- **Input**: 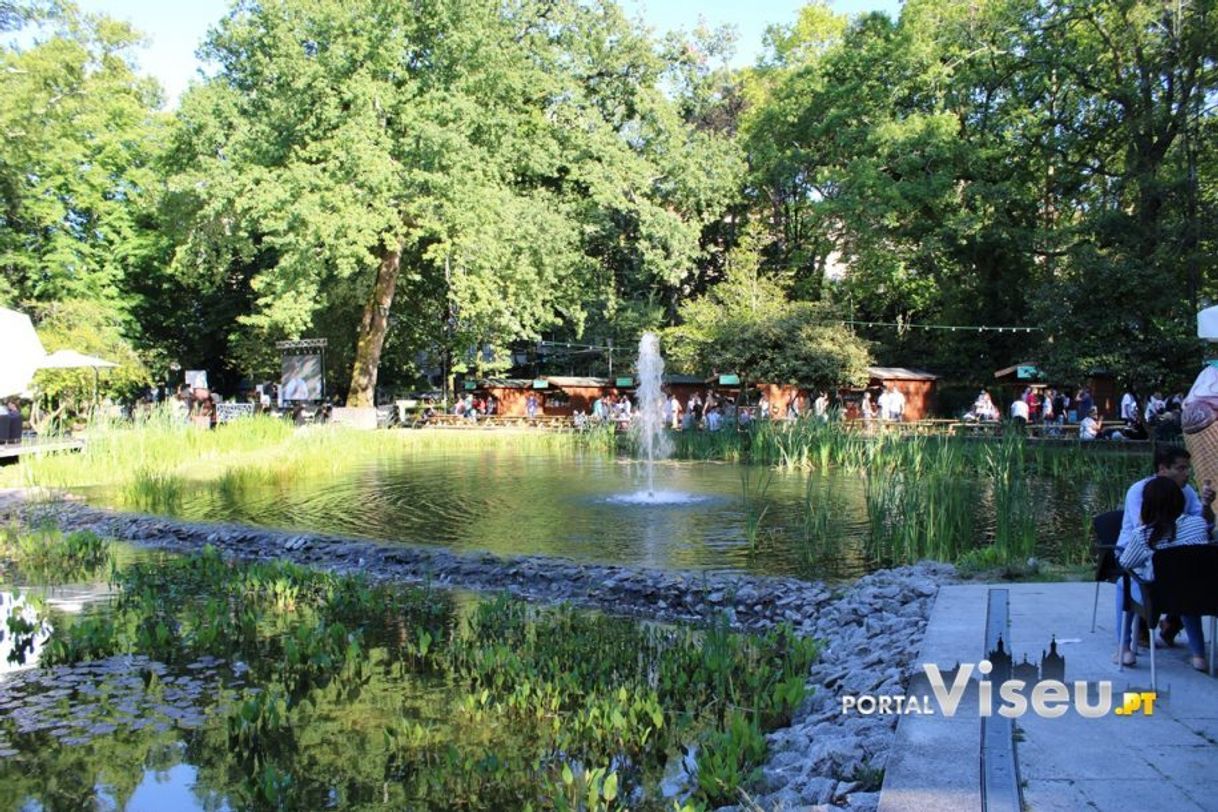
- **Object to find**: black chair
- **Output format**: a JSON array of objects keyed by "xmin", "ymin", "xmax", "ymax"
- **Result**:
[
  {"xmin": 1091, "ymin": 510, "xmax": 1124, "ymax": 632},
  {"xmin": 1122, "ymin": 545, "xmax": 1218, "ymax": 691},
  {"xmin": 7, "ymin": 410, "xmax": 21, "ymax": 444}
]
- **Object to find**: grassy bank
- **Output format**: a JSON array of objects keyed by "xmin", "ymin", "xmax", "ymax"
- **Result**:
[{"xmin": 1, "ymin": 412, "xmax": 617, "ymax": 502}]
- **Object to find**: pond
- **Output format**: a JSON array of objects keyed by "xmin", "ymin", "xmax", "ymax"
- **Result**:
[
  {"xmin": 0, "ymin": 532, "xmax": 813, "ymax": 811},
  {"xmin": 81, "ymin": 444, "xmax": 1133, "ymax": 579}
]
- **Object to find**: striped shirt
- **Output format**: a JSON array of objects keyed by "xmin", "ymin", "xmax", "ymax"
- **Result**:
[{"xmin": 1118, "ymin": 514, "xmax": 1212, "ymax": 582}]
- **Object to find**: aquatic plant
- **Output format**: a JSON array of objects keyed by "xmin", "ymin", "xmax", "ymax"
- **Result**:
[
  {"xmin": 28, "ymin": 545, "xmax": 817, "ymax": 809},
  {"xmin": 0, "ymin": 525, "xmax": 114, "ymax": 583}
]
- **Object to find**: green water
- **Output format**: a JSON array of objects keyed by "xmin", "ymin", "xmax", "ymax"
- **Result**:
[{"xmin": 86, "ymin": 445, "xmax": 1138, "ymax": 577}]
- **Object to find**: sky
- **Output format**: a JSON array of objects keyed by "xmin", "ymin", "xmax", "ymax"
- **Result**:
[{"xmin": 73, "ymin": 0, "xmax": 903, "ymax": 108}]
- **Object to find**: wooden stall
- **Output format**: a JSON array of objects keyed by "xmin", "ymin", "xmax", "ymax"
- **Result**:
[
  {"xmin": 865, "ymin": 367, "xmax": 940, "ymax": 421},
  {"xmin": 469, "ymin": 378, "xmax": 535, "ymax": 416}
]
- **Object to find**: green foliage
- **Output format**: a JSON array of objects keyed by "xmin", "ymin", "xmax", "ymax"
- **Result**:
[
  {"xmin": 666, "ymin": 232, "xmax": 871, "ymax": 390},
  {"xmin": 0, "ymin": 525, "xmax": 113, "ymax": 583},
  {"xmin": 164, "ymin": 0, "xmax": 743, "ymax": 401},
  {"xmin": 25, "ymin": 543, "xmax": 816, "ymax": 808},
  {"xmin": 0, "ymin": 3, "xmax": 164, "ymax": 310},
  {"xmin": 31, "ymin": 299, "xmax": 152, "ymax": 418},
  {"xmin": 742, "ymin": 0, "xmax": 1218, "ymax": 386},
  {"xmin": 695, "ymin": 710, "xmax": 767, "ymax": 804}
]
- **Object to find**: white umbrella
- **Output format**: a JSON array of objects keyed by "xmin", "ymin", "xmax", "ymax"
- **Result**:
[
  {"xmin": 0, "ymin": 307, "xmax": 46, "ymax": 398},
  {"xmin": 38, "ymin": 349, "xmax": 119, "ymax": 370},
  {"xmin": 38, "ymin": 349, "xmax": 120, "ymax": 406}
]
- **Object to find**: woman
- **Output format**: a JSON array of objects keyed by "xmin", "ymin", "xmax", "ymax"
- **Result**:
[{"xmin": 1116, "ymin": 476, "xmax": 1212, "ymax": 669}]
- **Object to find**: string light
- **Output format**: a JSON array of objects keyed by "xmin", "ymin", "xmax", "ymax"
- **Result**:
[{"xmin": 835, "ymin": 320, "xmax": 1041, "ymax": 333}]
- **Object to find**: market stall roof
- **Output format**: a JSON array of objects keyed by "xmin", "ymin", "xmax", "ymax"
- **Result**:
[
  {"xmin": 993, "ymin": 362, "xmax": 1044, "ymax": 381},
  {"xmin": 468, "ymin": 378, "xmax": 534, "ymax": 390},
  {"xmin": 868, "ymin": 366, "xmax": 939, "ymax": 381},
  {"xmin": 544, "ymin": 376, "xmax": 614, "ymax": 388},
  {"xmin": 0, "ymin": 307, "xmax": 46, "ymax": 398}
]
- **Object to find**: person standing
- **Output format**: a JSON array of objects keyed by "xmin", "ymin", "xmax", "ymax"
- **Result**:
[
  {"xmin": 1120, "ymin": 387, "xmax": 1138, "ymax": 425},
  {"xmin": 669, "ymin": 393, "xmax": 681, "ymax": 430},
  {"xmin": 814, "ymin": 391, "xmax": 829, "ymax": 421},
  {"xmin": 861, "ymin": 391, "xmax": 876, "ymax": 422},
  {"xmin": 883, "ymin": 385, "xmax": 905, "ymax": 421},
  {"xmin": 1010, "ymin": 396, "xmax": 1029, "ymax": 430},
  {"xmin": 526, "ymin": 393, "xmax": 538, "ymax": 420},
  {"xmin": 1076, "ymin": 387, "xmax": 1092, "ymax": 423}
]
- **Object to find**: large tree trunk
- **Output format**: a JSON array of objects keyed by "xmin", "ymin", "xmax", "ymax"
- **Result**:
[{"xmin": 348, "ymin": 241, "xmax": 403, "ymax": 408}]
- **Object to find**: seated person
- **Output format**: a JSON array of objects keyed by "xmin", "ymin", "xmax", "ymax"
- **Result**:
[
  {"xmin": 1079, "ymin": 407, "xmax": 1101, "ymax": 441},
  {"xmin": 1117, "ymin": 476, "xmax": 1212, "ymax": 670}
]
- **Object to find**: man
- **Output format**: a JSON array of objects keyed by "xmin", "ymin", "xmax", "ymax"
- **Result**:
[
  {"xmin": 1009, "ymin": 395, "xmax": 1029, "ymax": 429},
  {"xmin": 1120, "ymin": 387, "xmax": 1138, "ymax": 424},
  {"xmin": 1076, "ymin": 387, "xmax": 1092, "ymax": 423},
  {"xmin": 1114, "ymin": 446, "xmax": 1215, "ymax": 652},
  {"xmin": 814, "ymin": 391, "xmax": 829, "ymax": 421},
  {"xmin": 886, "ymin": 385, "xmax": 905, "ymax": 421},
  {"xmin": 283, "ymin": 375, "xmax": 309, "ymax": 402}
]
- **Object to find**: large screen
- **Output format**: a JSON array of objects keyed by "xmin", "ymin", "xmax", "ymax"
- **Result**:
[{"xmin": 281, "ymin": 355, "xmax": 323, "ymax": 402}]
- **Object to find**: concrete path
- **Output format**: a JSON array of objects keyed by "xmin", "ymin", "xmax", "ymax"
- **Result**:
[{"xmin": 880, "ymin": 581, "xmax": 1218, "ymax": 811}]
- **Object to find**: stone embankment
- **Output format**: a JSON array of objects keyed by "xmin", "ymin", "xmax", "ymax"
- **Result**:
[{"xmin": 4, "ymin": 494, "xmax": 954, "ymax": 811}]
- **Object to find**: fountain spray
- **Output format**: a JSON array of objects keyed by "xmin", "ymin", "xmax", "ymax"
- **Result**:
[{"xmin": 633, "ymin": 332, "xmax": 673, "ymax": 497}]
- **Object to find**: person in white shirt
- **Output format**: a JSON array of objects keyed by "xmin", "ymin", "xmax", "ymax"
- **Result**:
[
  {"xmin": 1112, "ymin": 446, "xmax": 1214, "ymax": 662},
  {"xmin": 1009, "ymin": 397, "xmax": 1029, "ymax": 427},
  {"xmin": 1079, "ymin": 407, "xmax": 1101, "ymax": 440},
  {"xmin": 1120, "ymin": 388, "xmax": 1138, "ymax": 423},
  {"xmin": 883, "ymin": 385, "xmax": 905, "ymax": 421},
  {"xmin": 814, "ymin": 392, "xmax": 829, "ymax": 421}
]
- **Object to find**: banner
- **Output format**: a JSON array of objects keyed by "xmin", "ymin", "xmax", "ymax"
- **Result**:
[{"xmin": 281, "ymin": 355, "xmax": 323, "ymax": 402}]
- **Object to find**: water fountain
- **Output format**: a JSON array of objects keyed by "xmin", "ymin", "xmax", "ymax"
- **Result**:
[
  {"xmin": 633, "ymin": 331, "xmax": 673, "ymax": 497},
  {"xmin": 604, "ymin": 332, "xmax": 707, "ymax": 507}
]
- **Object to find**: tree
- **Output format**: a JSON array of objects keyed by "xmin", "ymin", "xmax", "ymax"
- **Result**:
[
  {"xmin": 166, "ymin": 0, "xmax": 742, "ymax": 406},
  {"xmin": 666, "ymin": 231, "xmax": 871, "ymax": 391},
  {"xmin": 0, "ymin": 2, "xmax": 164, "ymax": 310}
]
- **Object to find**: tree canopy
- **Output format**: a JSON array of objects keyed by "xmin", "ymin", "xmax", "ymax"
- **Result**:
[{"xmin": 1, "ymin": 0, "xmax": 1215, "ymax": 408}]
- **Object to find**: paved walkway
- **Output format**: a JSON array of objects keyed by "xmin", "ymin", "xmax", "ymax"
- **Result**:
[{"xmin": 880, "ymin": 581, "xmax": 1218, "ymax": 811}]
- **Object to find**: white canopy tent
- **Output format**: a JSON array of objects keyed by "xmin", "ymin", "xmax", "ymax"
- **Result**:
[{"xmin": 0, "ymin": 307, "xmax": 46, "ymax": 398}]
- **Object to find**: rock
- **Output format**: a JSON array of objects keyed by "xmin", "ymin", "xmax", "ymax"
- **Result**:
[{"xmin": 845, "ymin": 791, "xmax": 880, "ymax": 811}]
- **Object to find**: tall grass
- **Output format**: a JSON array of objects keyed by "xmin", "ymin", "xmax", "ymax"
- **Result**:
[{"xmin": 3, "ymin": 410, "xmax": 618, "ymax": 502}]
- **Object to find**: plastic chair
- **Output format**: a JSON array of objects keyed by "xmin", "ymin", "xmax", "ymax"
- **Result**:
[
  {"xmin": 1091, "ymin": 510, "xmax": 1124, "ymax": 632},
  {"xmin": 1122, "ymin": 545, "xmax": 1218, "ymax": 691}
]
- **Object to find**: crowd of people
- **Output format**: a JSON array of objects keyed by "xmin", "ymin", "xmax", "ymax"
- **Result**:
[{"xmin": 962, "ymin": 384, "xmax": 1186, "ymax": 442}]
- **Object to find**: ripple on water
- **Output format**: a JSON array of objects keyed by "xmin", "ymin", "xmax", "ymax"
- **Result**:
[{"xmin": 602, "ymin": 490, "xmax": 714, "ymax": 506}]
